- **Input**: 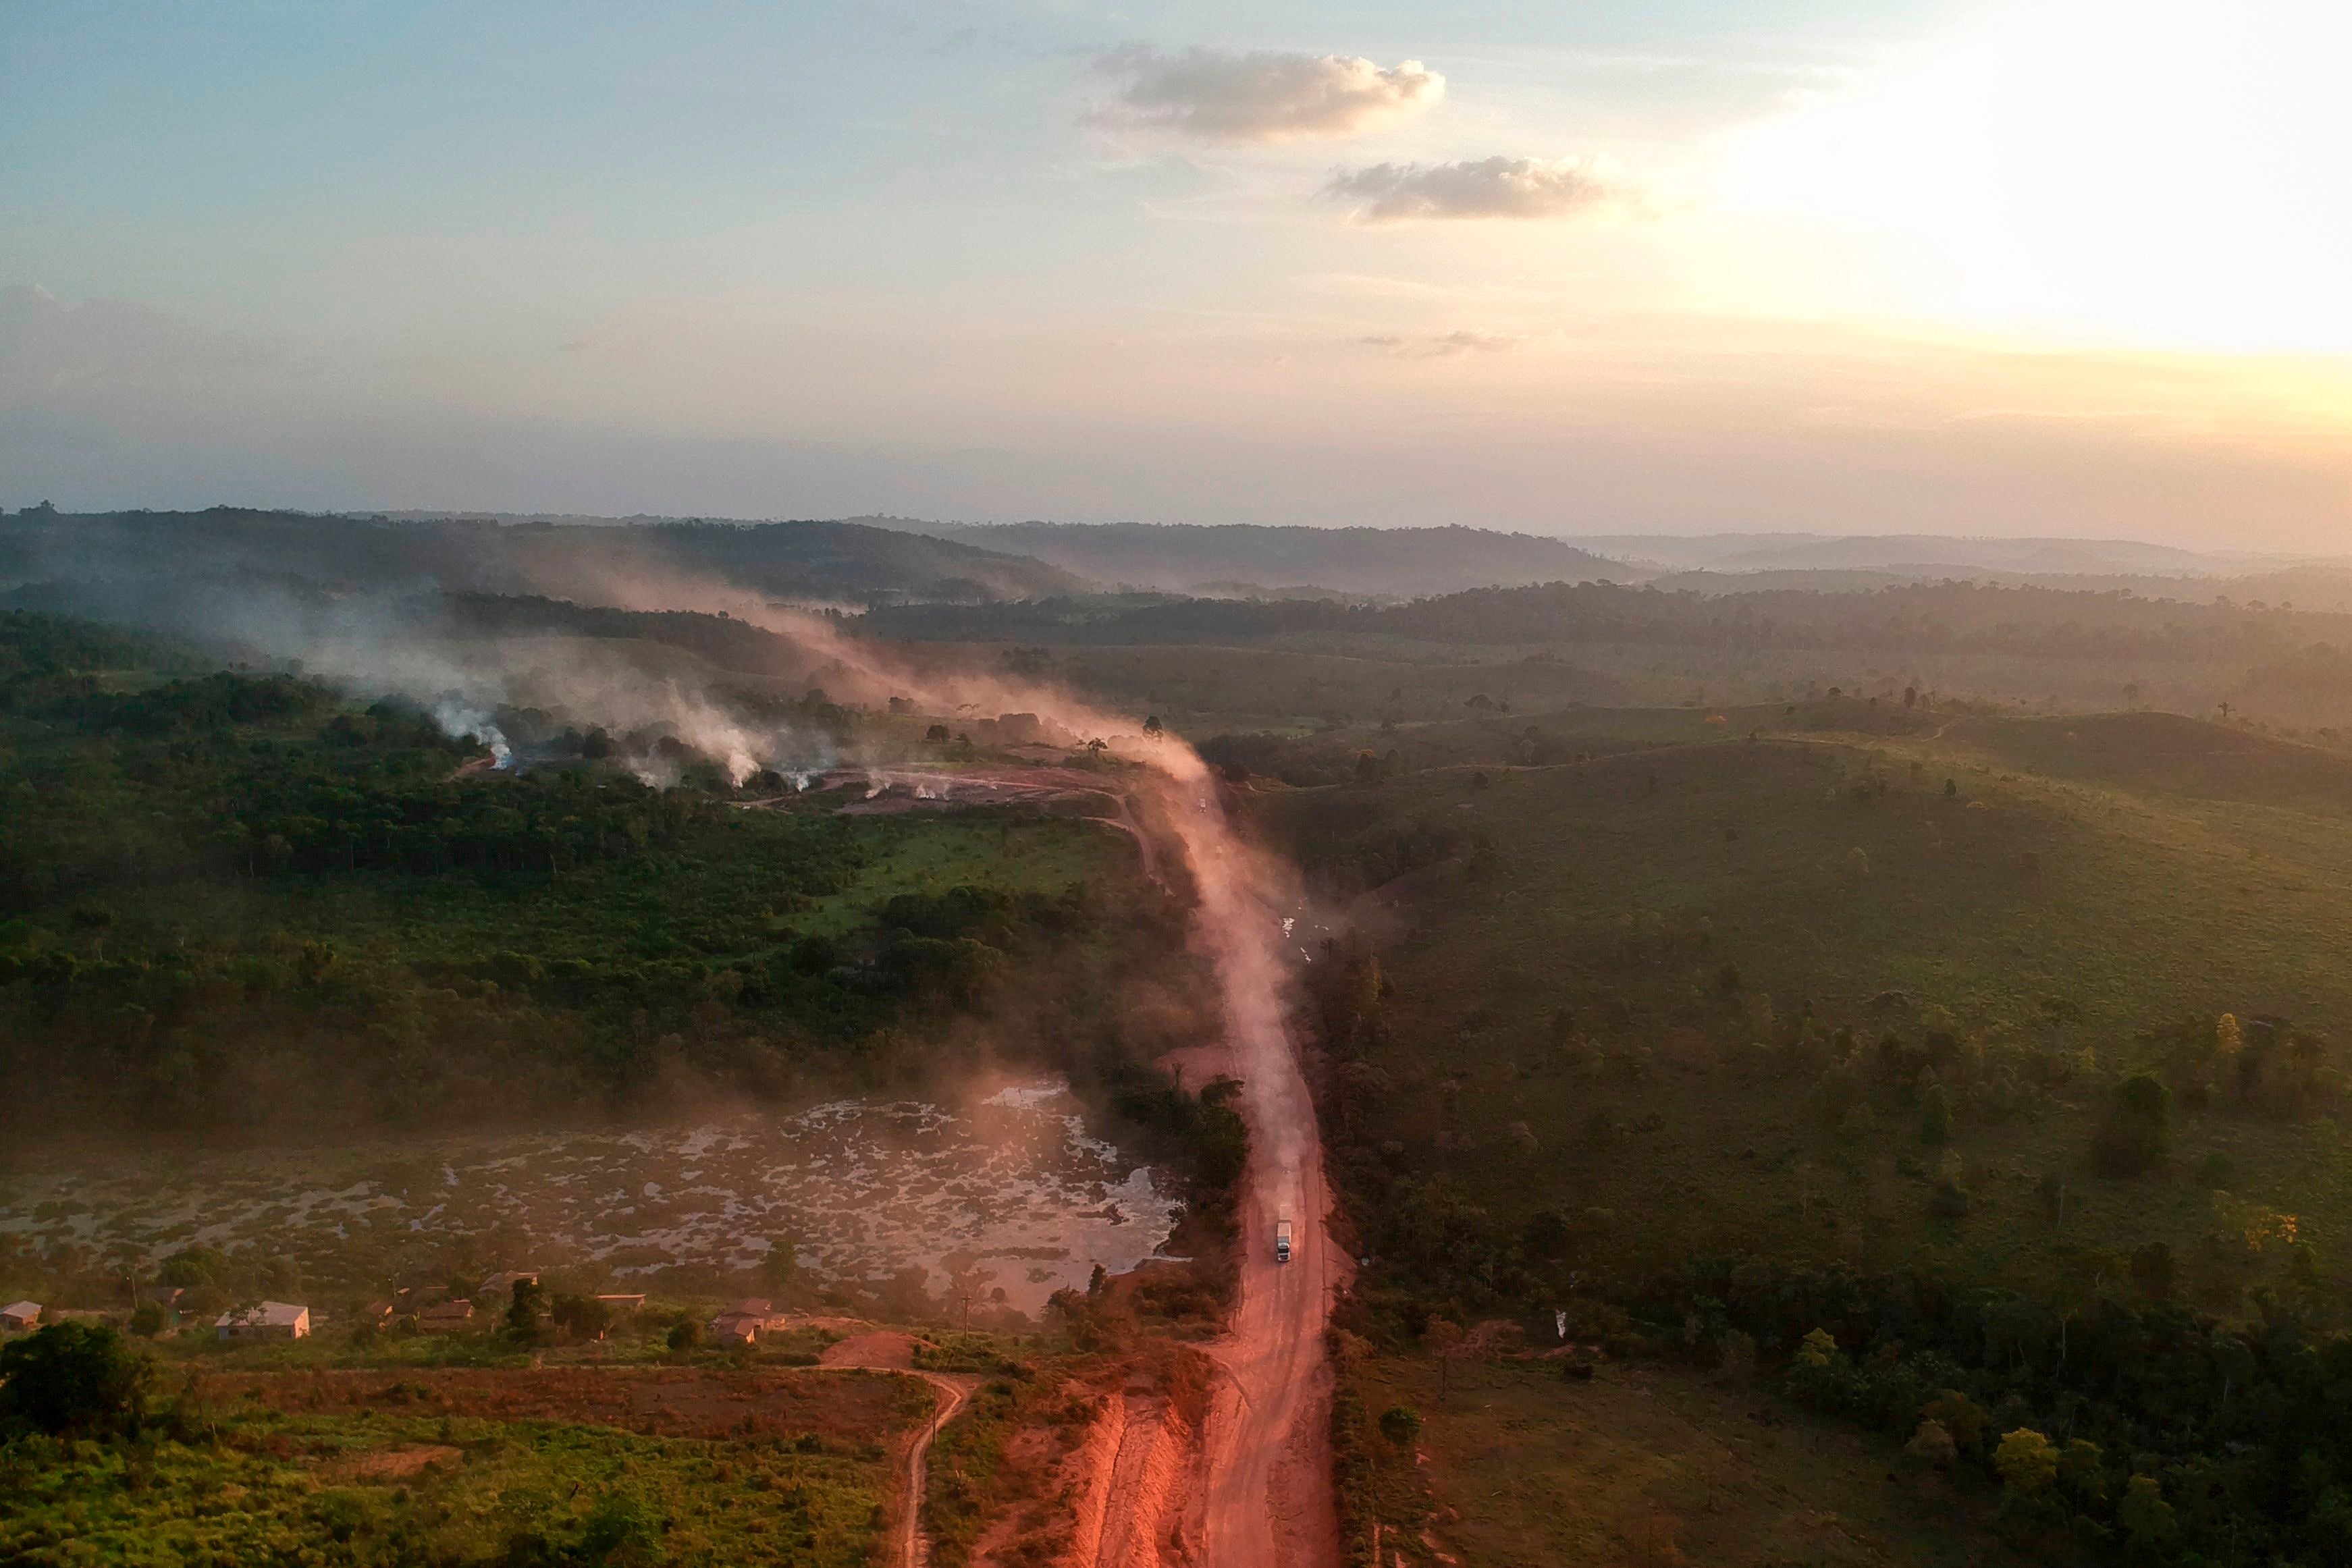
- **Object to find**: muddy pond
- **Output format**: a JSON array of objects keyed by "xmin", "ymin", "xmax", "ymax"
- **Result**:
[{"xmin": 0, "ymin": 1080, "xmax": 1179, "ymax": 1316}]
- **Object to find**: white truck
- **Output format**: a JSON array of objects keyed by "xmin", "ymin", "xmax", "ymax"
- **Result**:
[{"xmin": 1275, "ymin": 1218, "xmax": 1293, "ymax": 1264}]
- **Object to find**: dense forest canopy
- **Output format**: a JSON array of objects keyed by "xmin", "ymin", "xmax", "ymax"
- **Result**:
[{"xmin": 0, "ymin": 610, "xmax": 1188, "ymax": 1138}]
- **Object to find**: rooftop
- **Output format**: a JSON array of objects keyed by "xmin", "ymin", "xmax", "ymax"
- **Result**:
[{"xmin": 215, "ymin": 1301, "xmax": 306, "ymax": 1329}]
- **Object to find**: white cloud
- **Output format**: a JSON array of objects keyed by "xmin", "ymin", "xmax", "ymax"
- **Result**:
[
  {"xmin": 1097, "ymin": 47, "xmax": 1441, "ymax": 143},
  {"xmin": 1358, "ymin": 331, "xmax": 1528, "ymax": 358},
  {"xmin": 1327, "ymin": 156, "xmax": 1617, "ymax": 221}
]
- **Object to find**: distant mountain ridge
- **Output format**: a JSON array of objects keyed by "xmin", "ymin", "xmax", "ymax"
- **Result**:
[
  {"xmin": 882, "ymin": 520, "xmax": 1632, "ymax": 597},
  {"xmin": 0, "ymin": 508, "xmax": 1086, "ymax": 605},
  {"xmin": 1563, "ymin": 532, "xmax": 2301, "ymax": 577}
]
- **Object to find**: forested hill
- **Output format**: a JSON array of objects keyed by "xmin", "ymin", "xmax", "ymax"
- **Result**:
[
  {"xmin": 865, "ymin": 578, "xmax": 2352, "ymax": 664},
  {"xmin": 886, "ymin": 520, "xmax": 1632, "ymax": 597},
  {"xmin": 1566, "ymin": 531, "xmax": 2255, "ymax": 576},
  {"xmin": 439, "ymin": 594, "xmax": 807, "ymax": 674},
  {"xmin": 0, "ymin": 507, "xmax": 1086, "ymax": 605},
  {"xmin": 0, "ymin": 608, "xmax": 1185, "ymax": 1137}
]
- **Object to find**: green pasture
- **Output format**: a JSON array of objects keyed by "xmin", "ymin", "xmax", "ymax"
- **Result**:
[{"xmin": 0, "ymin": 1395, "xmax": 904, "ymax": 1568}]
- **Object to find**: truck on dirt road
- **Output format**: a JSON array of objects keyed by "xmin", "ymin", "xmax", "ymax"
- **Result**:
[{"xmin": 1275, "ymin": 1218, "xmax": 1293, "ymax": 1264}]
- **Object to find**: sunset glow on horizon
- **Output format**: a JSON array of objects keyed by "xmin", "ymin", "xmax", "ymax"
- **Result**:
[
  {"xmin": 1715, "ymin": 0, "xmax": 2352, "ymax": 355},
  {"xmin": 2, "ymin": 1, "xmax": 2345, "ymax": 545}
]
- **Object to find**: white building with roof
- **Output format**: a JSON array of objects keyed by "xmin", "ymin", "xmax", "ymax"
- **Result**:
[{"xmin": 215, "ymin": 1301, "xmax": 310, "ymax": 1339}]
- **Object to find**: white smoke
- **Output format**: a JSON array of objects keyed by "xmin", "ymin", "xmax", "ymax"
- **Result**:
[
  {"xmin": 430, "ymin": 697, "xmax": 511, "ymax": 768},
  {"xmin": 128, "ymin": 582, "xmax": 843, "ymax": 783}
]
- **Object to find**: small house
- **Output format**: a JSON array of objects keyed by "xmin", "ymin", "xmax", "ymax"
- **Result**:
[
  {"xmin": 215, "ymin": 1301, "xmax": 310, "ymax": 1340},
  {"xmin": 479, "ymin": 1270, "xmax": 539, "ymax": 1297},
  {"xmin": 593, "ymin": 1293, "xmax": 646, "ymax": 1312},
  {"xmin": 0, "ymin": 1301, "xmax": 41, "ymax": 1332},
  {"xmin": 709, "ymin": 1311, "xmax": 761, "ymax": 1345},
  {"xmin": 419, "ymin": 1299, "xmax": 475, "ymax": 1327}
]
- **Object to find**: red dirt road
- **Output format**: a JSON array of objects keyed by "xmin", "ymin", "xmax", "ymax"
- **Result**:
[
  {"xmin": 1198, "ymin": 1060, "xmax": 1341, "ymax": 1567},
  {"xmin": 1166, "ymin": 791, "xmax": 1345, "ymax": 1568},
  {"xmin": 764, "ymin": 759, "xmax": 1344, "ymax": 1565}
]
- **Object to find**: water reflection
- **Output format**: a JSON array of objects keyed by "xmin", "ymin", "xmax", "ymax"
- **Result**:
[{"xmin": 0, "ymin": 1079, "xmax": 1177, "ymax": 1316}]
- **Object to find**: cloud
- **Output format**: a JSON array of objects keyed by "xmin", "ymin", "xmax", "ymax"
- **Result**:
[
  {"xmin": 1326, "ymin": 156, "xmax": 1617, "ymax": 221},
  {"xmin": 1097, "ymin": 47, "xmax": 1441, "ymax": 143},
  {"xmin": 1358, "ymin": 331, "xmax": 1528, "ymax": 358},
  {"xmin": 0, "ymin": 283, "xmax": 292, "ymax": 400}
]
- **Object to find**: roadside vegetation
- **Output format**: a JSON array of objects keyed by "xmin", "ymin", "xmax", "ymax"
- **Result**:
[
  {"xmin": 1335, "ymin": 1337, "xmax": 2031, "ymax": 1568},
  {"xmin": 1229, "ymin": 695, "xmax": 2352, "ymax": 1566},
  {"xmin": 0, "ymin": 1303, "xmax": 1201, "ymax": 1568},
  {"xmin": 0, "ymin": 1319, "xmax": 915, "ymax": 1567}
]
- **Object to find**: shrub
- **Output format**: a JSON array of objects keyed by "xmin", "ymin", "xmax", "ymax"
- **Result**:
[
  {"xmin": 504, "ymin": 1278, "xmax": 547, "ymax": 1343},
  {"xmin": 2118, "ymin": 1475, "xmax": 2178, "ymax": 1551},
  {"xmin": 578, "ymin": 1494, "xmax": 661, "ymax": 1567},
  {"xmin": 0, "ymin": 1322, "xmax": 151, "ymax": 1438},
  {"xmin": 551, "ymin": 1293, "xmax": 613, "ymax": 1342},
  {"xmin": 1904, "ymin": 1418, "xmax": 1956, "ymax": 1464},
  {"xmin": 1522, "ymin": 1210, "xmax": 1572, "ymax": 1262},
  {"xmin": 1994, "ymin": 1428, "xmax": 2058, "ymax": 1502},
  {"xmin": 157, "ymin": 1245, "xmax": 232, "ymax": 1291},
  {"xmin": 1377, "ymin": 1405, "xmax": 1422, "ymax": 1448},
  {"xmin": 1919, "ymin": 1388, "xmax": 1989, "ymax": 1455},
  {"xmin": 1918, "ymin": 1079, "xmax": 1954, "ymax": 1145},
  {"xmin": 2093, "ymin": 1075, "xmax": 2172, "ymax": 1175},
  {"xmin": 1784, "ymin": 1327, "xmax": 1848, "ymax": 1408},
  {"xmin": 2058, "ymin": 1438, "xmax": 2107, "ymax": 1503}
]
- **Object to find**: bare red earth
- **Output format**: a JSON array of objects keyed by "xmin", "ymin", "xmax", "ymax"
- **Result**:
[{"xmin": 1163, "ymin": 790, "xmax": 1345, "ymax": 1568}]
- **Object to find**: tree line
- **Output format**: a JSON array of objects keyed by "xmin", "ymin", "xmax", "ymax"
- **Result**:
[{"xmin": 863, "ymin": 578, "xmax": 2352, "ymax": 670}]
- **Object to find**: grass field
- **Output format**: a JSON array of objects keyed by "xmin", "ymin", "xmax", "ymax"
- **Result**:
[
  {"xmin": 1346, "ymin": 1349, "xmax": 2029, "ymax": 1568},
  {"xmin": 784, "ymin": 812, "xmax": 1128, "ymax": 939},
  {"xmin": 0, "ymin": 1365, "xmax": 922, "ymax": 1567}
]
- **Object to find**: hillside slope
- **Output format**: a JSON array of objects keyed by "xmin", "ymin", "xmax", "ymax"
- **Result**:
[
  {"xmin": 0, "ymin": 508, "xmax": 1085, "ymax": 605},
  {"xmin": 1256, "ymin": 720, "xmax": 2352, "ymax": 1299},
  {"xmin": 893, "ymin": 520, "xmax": 1633, "ymax": 597},
  {"xmin": 1944, "ymin": 711, "xmax": 2352, "ymax": 816}
]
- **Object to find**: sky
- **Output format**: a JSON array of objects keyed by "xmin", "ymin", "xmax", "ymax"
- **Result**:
[{"xmin": 3, "ymin": 0, "xmax": 2348, "ymax": 545}]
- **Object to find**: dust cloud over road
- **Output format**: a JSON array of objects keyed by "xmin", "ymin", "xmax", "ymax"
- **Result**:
[
  {"xmin": 1159, "ymin": 794, "xmax": 1343, "ymax": 1568},
  {"xmin": 770, "ymin": 618, "xmax": 1336, "ymax": 1564},
  {"xmin": 544, "ymin": 587, "xmax": 1342, "ymax": 1562}
]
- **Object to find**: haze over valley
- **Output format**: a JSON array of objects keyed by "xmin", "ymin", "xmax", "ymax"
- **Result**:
[{"xmin": 6, "ymin": 4, "xmax": 2352, "ymax": 1567}]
